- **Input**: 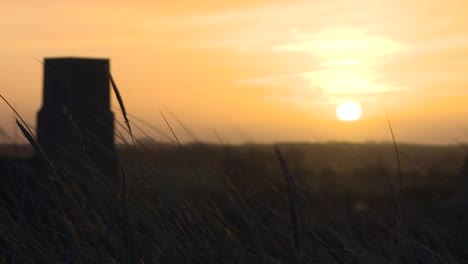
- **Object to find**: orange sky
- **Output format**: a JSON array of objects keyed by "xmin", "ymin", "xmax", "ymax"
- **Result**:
[{"xmin": 1, "ymin": 0, "xmax": 468, "ymax": 144}]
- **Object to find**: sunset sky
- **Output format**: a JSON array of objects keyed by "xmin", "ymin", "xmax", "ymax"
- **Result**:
[{"xmin": 1, "ymin": 0, "xmax": 468, "ymax": 144}]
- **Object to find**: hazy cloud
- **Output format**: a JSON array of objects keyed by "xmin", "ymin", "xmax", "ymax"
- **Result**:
[{"xmin": 1, "ymin": 0, "xmax": 467, "ymax": 143}]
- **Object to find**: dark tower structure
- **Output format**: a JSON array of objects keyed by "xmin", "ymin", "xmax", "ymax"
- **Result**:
[{"xmin": 37, "ymin": 58, "xmax": 115, "ymax": 177}]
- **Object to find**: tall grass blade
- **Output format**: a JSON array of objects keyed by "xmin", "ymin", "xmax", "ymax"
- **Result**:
[
  {"xmin": 63, "ymin": 106, "xmax": 92, "ymax": 167},
  {"xmin": 15, "ymin": 120, "xmax": 57, "ymax": 180},
  {"xmin": 0, "ymin": 94, "xmax": 37, "ymax": 143},
  {"xmin": 385, "ymin": 109, "xmax": 403, "ymax": 193},
  {"xmin": 121, "ymin": 168, "xmax": 130, "ymax": 264},
  {"xmin": 159, "ymin": 108, "xmax": 182, "ymax": 148},
  {"xmin": 108, "ymin": 70, "xmax": 132, "ymax": 262},
  {"xmin": 164, "ymin": 107, "xmax": 199, "ymax": 143},
  {"xmin": 158, "ymin": 109, "xmax": 212, "ymax": 200},
  {"xmin": 274, "ymin": 146, "xmax": 301, "ymax": 263},
  {"xmin": 385, "ymin": 108, "xmax": 403, "ymax": 263},
  {"xmin": 108, "ymin": 70, "xmax": 134, "ymax": 146}
]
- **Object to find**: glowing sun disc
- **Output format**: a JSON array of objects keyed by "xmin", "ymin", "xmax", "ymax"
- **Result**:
[{"xmin": 336, "ymin": 101, "xmax": 362, "ymax": 121}]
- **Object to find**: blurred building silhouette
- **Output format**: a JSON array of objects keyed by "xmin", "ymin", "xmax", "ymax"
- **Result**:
[
  {"xmin": 0, "ymin": 57, "xmax": 116, "ymax": 179},
  {"xmin": 37, "ymin": 58, "xmax": 115, "ymax": 177}
]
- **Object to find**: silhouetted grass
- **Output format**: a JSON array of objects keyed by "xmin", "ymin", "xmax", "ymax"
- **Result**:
[
  {"xmin": 1, "ymin": 87, "xmax": 467, "ymax": 264},
  {"xmin": 1, "ymin": 138, "xmax": 468, "ymax": 263}
]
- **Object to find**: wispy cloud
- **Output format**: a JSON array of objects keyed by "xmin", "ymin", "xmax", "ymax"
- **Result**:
[
  {"xmin": 184, "ymin": 0, "xmax": 468, "ymax": 109},
  {"xmin": 1, "ymin": 0, "xmax": 467, "ymax": 143}
]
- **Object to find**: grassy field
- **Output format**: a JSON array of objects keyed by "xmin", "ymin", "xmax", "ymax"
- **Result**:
[{"xmin": 1, "ymin": 141, "xmax": 467, "ymax": 263}]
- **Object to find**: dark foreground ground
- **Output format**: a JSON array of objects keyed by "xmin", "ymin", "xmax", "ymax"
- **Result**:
[{"xmin": 1, "ymin": 142, "xmax": 467, "ymax": 263}]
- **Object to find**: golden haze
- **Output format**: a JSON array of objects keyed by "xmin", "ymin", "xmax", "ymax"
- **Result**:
[{"xmin": 1, "ymin": 0, "xmax": 467, "ymax": 144}]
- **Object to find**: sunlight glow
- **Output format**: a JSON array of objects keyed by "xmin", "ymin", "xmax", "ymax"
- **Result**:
[
  {"xmin": 275, "ymin": 26, "xmax": 406, "ymax": 102},
  {"xmin": 336, "ymin": 101, "xmax": 362, "ymax": 121}
]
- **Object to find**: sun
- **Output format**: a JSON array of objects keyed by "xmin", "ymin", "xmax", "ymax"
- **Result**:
[{"xmin": 336, "ymin": 101, "xmax": 362, "ymax": 121}]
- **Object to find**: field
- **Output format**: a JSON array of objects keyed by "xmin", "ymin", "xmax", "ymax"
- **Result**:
[{"xmin": 1, "ymin": 141, "xmax": 467, "ymax": 263}]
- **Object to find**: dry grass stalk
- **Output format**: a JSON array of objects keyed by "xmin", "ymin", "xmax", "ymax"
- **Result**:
[
  {"xmin": 108, "ymin": 69, "xmax": 133, "ymax": 263},
  {"xmin": 385, "ymin": 109, "xmax": 404, "ymax": 262},
  {"xmin": 108, "ymin": 70, "xmax": 134, "ymax": 145},
  {"xmin": 274, "ymin": 146, "xmax": 301, "ymax": 263},
  {"xmin": 158, "ymin": 109, "xmax": 212, "ymax": 202},
  {"xmin": 15, "ymin": 120, "xmax": 57, "ymax": 178},
  {"xmin": 63, "ymin": 106, "xmax": 92, "ymax": 166}
]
